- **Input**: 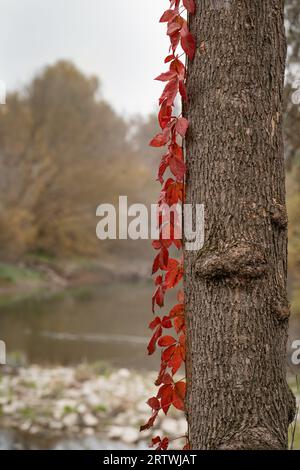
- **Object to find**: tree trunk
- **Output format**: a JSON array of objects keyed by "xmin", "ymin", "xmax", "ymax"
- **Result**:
[{"xmin": 184, "ymin": 0, "xmax": 296, "ymax": 450}]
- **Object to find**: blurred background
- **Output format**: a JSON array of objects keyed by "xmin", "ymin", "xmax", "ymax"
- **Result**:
[{"xmin": 0, "ymin": 0, "xmax": 299, "ymax": 450}]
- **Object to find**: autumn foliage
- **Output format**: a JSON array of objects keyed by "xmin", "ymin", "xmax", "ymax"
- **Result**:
[{"xmin": 141, "ymin": 0, "xmax": 196, "ymax": 450}]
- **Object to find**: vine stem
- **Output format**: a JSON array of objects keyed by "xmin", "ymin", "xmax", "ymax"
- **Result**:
[{"xmin": 141, "ymin": 0, "xmax": 196, "ymax": 451}]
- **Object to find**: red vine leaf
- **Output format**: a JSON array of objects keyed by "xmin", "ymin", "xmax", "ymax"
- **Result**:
[
  {"xmin": 140, "ymin": 411, "xmax": 158, "ymax": 431},
  {"xmin": 176, "ymin": 117, "xmax": 189, "ymax": 137},
  {"xmin": 152, "ymin": 246, "xmax": 169, "ymax": 274},
  {"xmin": 152, "ymin": 254, "xmax": 160, "ymax": 274},
  {"xmin": 170, "ymin": 58, "xmax": 186, "ymax": 80},
  {"xmin": 149, "ymin": 129, "xmax": 170, "ymax": 147},
  {"xmin": 169, "ymin": 345, "xmax": 183, "ymax": 374},
  {"xmin": 159, "ymin": 78, "xmax": 179, "ymax": 106},
  {"xmin": 161, "ymin": 315, "xmax": 172, "ymax": 328},
  {"xmin": 177, "ymin": 289, "xmax": 184, "ymax": 303},
  {"xmin": 165, "ymin": 259, "xmax": 183, "ymax": 289},
  {"xmin": 174, "ymin": 315, "xmax": 185, "ymax": 334},
  {"xmin": 160, "ymin": 9, "xmax": 178, "ymax": 23},
  {"xmin": 163, "ymin": 179, "xmax": 184, "ymax": 205},
  {"xmin": 147, "ymin": 396, "xmax": 160, "ymax": 411},
  {"xmin": 169, "ymin": 303, "xmax": 184, "ymax": 318},
  {"xmin": 179, "ymin": 80, "xmax": 188, "ymax": 102},
  {"xmin": 151, "ymin": 436, "xmax": 169, "ymax": 450},
  {"xmin": 158, "ymin": 384, "xmax": 173, "ymax": 414},
  {"xmin": 170, "ymin": 31, "xmax": 181, "ymax": 52},
  {"xmin": 167, "ymin": 18, "xmax": 183, "ymax": 37},
  {"xmin": 172, "ymin": 381, "xmax": 186, "ymax": 410},
  {"xmin": 155, "ymin": 70, "xmax": 178, "ymax": 82},
  {"xmin": 183, "ymin": 0, "xmax": 196, "ymax": 14},
  {"xmin": 162, "ymin": 344, "xmax": 176, "ymax": 362},
  {"xmin": 155, "ymin": 361, "xmax": 168, "ymax": 386},
  {"xmin": 169, "ymin": 156, "xmax": 186, "ymax": 181},
  {"xmin": 180, "ymin": 31, "xmax": 196, "ymax": 60},
  {"xmin": 149, "ymin": 316, "xmax": 161, "ymax": 330},
  {"xmin": 152, "ymin": 283, "xmax": 165, "ymax": 312},
  {"xmin": 162, "ymin": 372, "xmax": 173, "ymax": 385},
  {"xmin": 164, "ymin": 54, "xmax": 175, "ymax": 63},
  {"xmin": 157, "ymin": 153, "xmax": 169, "ymax": 184},
  {"xmin": 147, "ymin": 325, "xmax": 162, "ymax": 355},
  {"xmin": 158, "ymin": 335, "xmax": 177, "ymax": 347}
]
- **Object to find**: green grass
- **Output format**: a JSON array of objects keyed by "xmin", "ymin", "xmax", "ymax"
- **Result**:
[
  {"xmin": 288, "ymin": 376, "xmax": 299, "ymax": 395},
  {"xmin": 288, "ymin": 375, "xmax": 300, "ymax": 450},
  {"xmin": 289, "ymin": 419, "xmax": 300, "ymax": 450},
  {"xmin": 0, "ymin": 262, "xmax": 42, "ymax": 284},
  {"xmin": 63, "ymin": 405, "xmax": 77, "ymax": 415},
  {"xmin": 291, "ymin": 287, "xmax": 300, "ymax": 316},
  {"xmin": 19, "ymin": 406, "xmax": 36, "ymax": 420},
  {"xmin": 92, "ymin": 404, "xmax": 107, "ymax": 413}
]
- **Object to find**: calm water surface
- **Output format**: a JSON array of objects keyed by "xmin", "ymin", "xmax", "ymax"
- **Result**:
[{"xmin": 0, "ymin": 280, "xmax": 177, "ymax": 369}]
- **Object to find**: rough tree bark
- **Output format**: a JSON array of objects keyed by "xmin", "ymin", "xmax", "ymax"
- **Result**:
[{"xmin": 184, "ymin": 0, "xmax": 296, "ymax": 450}]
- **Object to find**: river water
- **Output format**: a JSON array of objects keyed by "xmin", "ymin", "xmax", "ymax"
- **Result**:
[
  {"xmin": 0, "ymin": 280, "xmax": 298, "ymax": 370},
  {"xmin": 0, "ymin": 280, "xmax": 176, "ymax": 369}
]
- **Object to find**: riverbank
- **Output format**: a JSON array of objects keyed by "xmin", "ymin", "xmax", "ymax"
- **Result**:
[
  {"xmin": 0, "ymin": 256, "xmax": 150, "ymax": 301},
  {"xmin": 0, "ymin": 364, "xmax": 187, "ymax": 449},
  {"xmin": 0, "ymin": 364, "xmax": 299, "ymax": 450}
]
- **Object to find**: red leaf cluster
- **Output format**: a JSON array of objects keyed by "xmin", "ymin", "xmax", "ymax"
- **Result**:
[
  {"xmin": 151, "ymin": 436, "xmax": 169, "ymax": 450},
  {"xmin": 142, "ymin": 0, "xmax": 196, "ymax": 451}
]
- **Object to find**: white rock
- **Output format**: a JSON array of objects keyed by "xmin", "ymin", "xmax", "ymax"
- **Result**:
[
  {"xmin": 56, "ymin": 399, "xmax": 77, "ymax": 410},
  {"xmin": 0, "ymin": 397, "xmax": 9, "ymax": 406},
  {"xmin": 62, "ymin": 413, "xmax": 78, "ymax": 428},
  {"xmin": 161, "ymin": 418, "xmax": 178, "ymax": 435},
  {"xmin": 53, "ymin": 409, "xmax": 63, "ymax": 420},
  {"xmin": 96, "ymin": 378, "xmax": 108, "ymax": 389},
  {"xmin": 77, "ymin": 404, "xmax": 87, "ymax": 414},
  {"xmin": 82, "ymin": 413, "xmax": 98, "ymax": 427},
  {"xmin": 117, "ymin": 369, "xmax": 131, "ymax": 379},
  {"xmin": 83, "ymin": 427, "xmax": 95, "ymax": 436},
  {"xmin": 49, "ymin": 421, "xmax": 63, "ymax": 430},
  {"xmin": 65, "ymin": 389, "xmax": 83, "ymax": 399},
  {"xmin": 122, "ymin": 427, "xmax": 140, "ymax": 445},
  {"xmin": 20, "ymin": 421, "xmax": 31, "ymax": 432},
  {"xmin": 108, "ymin": 426, "xmax": 123, "ymax": 439},
  {"xmin": 114, "ymin": 412, "xmax": 131, "ymax": 426},
  {"xmin": 86, "ymin": 393, "xmax": 101, "ymax": 407},
  {"xmin": 136, "ymin": 401, "xmax": 149, "ymax": 413},
  {"xmin": 2, "ymin": 403, "xmax": 21, "ymax": 414},
  {"xmin": 177, "ymin": 418, "xmax": 188, "ymax": 435},
  {"xmin": 30, "ymin": 426, "xmax": 39, "ymax": 435},
  {"xmin": 82, "ymin": 383, "xmax": 95, "ymax": 396}
]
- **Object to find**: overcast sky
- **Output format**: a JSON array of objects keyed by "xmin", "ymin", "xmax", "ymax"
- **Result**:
[{"xmin": 0, "ymin": 0, "xmax": 170, "ymax": 116}]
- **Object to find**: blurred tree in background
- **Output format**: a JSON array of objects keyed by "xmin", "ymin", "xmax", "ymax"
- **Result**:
[
  {"xmin": 0, "ymin": 61, "xmax": 153, "ymax": 260},
  {"xmin": 285, "ymin": 0, "xmax": 300, "ymax": 166}
]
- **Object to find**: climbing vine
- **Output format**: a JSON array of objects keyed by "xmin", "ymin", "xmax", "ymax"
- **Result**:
[{"xmin": 140, "ymin": 0, "xmax": 196, "ymax": 450}]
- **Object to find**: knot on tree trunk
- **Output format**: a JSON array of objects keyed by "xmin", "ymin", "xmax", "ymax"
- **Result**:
[
  {"xmin": 217, "ymin": 426, "xmax": 285, "ymax": 450},
  {"xmin": 194, "ymin": 241, "xmax": 268, "ymax": 282},
  {"xmin": 272, "ymin": 297, "xmax": 291, "ymax": 322},
  {"xmin": 270, "ymin": 201, "xmax": 288, "ymax": 229}
]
